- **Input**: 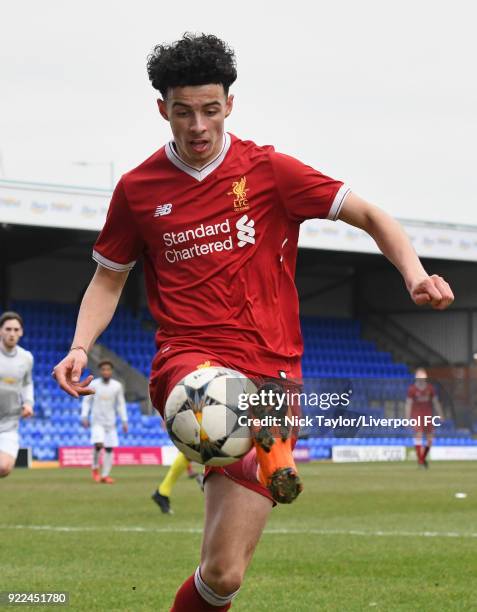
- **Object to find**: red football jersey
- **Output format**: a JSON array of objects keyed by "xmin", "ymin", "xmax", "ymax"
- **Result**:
[
  {"xmin": 407, "ymin": 382, "xmax": 436, "ymax": 413},
  {"xmin": 93, "ymin": 133, "xmax": 349, "ymax": 376}
]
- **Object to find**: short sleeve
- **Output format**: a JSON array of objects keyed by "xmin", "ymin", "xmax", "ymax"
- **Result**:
[
  {"xmin": 270, "ymin": 152, "xmax": 350, "ymax": 223},
  {"xmin": 407, "ymin": 385, "xmax": 415, "ymax": 399},
  {"xmin": 93, "ymin": 179, "xmax": 144, "ymax": 271}
]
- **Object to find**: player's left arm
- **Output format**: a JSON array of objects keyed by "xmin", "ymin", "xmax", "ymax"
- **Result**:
[
  {"xmin": 117, "ymin": 384, "xmax": 128, "ymax": 433},
  {"xmin": 432, "ymin": 393, "xmax": 444, "ymax": 419},
  {"xmin": 21, "ymin": 353, "xmax": 34, "ymax": 418},
  {"xmin": 338, "ymin": 193, "xmax": 454, "ymax": 309},
  {"xmin": 81, "ymin": 391, "xmax": 93, "ymax": 427}
]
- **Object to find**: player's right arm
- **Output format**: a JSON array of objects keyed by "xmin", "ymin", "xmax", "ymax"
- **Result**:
[
  {"xmin": 338, "ymin": 193, "xmax": 454, "ymax": 309},
  {"xmin": 404, "ymin": 384, "xmax": 415, "ymax": 419},
  {"xmin": 53, "ymin": 265, "xmax": 129, "ymax": 397},
  {"xmin": 54, "ymin": 179, "xmax": 143, "ymax": 397}
]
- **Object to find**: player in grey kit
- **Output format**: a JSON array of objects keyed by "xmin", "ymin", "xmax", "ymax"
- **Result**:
[
  {"xmin": 0, "ymin": 311, "xmax": 34, "ymax": 478},
  {"xmin": 81, "ymin": 360, "xmax": 127, "ymax": 483}
]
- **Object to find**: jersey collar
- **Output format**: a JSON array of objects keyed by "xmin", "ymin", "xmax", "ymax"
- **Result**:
[
  {"xmin": 0, "ymin": 342, "xmax": 17, "ymax": 357},
  {"xmin": 165, "ymin": 133, "xmax": 231, "ymax": 182}
]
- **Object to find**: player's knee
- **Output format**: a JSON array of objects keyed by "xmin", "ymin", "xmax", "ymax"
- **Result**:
[
  {"xmin": 95, "ymin": 443, "xmax": 103, "ymax": 451},
  {"xmin": 104, "ymin": 447, "xmax": 113, "ymax": 453},
  {"xmin": 201, "ymin": 561, "xmax": 243, "ymax": 596}
]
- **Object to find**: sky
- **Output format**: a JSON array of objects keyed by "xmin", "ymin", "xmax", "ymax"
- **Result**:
[{"xmin": 1, "ymin": 0, "xmax": 475, "ymax": 225}]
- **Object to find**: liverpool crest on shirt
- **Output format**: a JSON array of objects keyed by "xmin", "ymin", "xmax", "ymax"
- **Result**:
[{"xmin": 228, "ymin": 176, "xmax": 250, "ymax": 212}]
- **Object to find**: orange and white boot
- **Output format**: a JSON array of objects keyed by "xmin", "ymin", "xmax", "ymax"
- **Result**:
[
  {"xmin": 100, "ymin": 476, "xmax": 115, "ymax": 484},
  {"xmin": 251, "ymin": 382, "xmax": 303, "ymax": 504},
  {"xmin": 92, "ymin": 468, "xmax": 101, "ymax": 483},
  {"xmin": 255, "ymin": 438, "xmax": 303, "ymax": 504}
]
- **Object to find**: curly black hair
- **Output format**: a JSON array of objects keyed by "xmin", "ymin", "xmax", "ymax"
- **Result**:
[{"xmin": 147, "ymin": 33, "xmax": 237, "ymax": 97}]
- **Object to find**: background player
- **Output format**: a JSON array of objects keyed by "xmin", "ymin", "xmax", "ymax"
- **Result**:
[
  {"xmin": 81, "ymin": 360, "xmax": 128, "ymax": 484},
  {"xmin": 53, "ymin": 33, "xmax": 454, "ymax": 610},
  {"xmin": 405, "ymin": 367, "xmax": 443, "ymax": 468},
  {"xmin": 152, "ymin": 451, "xmax": 204, "ymax": 514},
  {"xmin": 0, "ymin": 311, "xmax": 34, "ymax": 478}
]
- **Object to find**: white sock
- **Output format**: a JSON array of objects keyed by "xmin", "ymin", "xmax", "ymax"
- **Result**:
[
  {"xmin": 194, "ymin": 567, "xmax": 240, "ymax": 607},
  {"xmin": 101, "ymin": 450, "xmax": 113, "ymax": 477},
  {"xmin": 92, "ymin": 447, "xmax": 101, "ymax": 469}
]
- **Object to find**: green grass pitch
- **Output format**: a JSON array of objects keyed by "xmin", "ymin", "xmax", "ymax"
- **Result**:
[{"xmin": 1, "ymin": 462, "xmax": 476, "ymax": 611}]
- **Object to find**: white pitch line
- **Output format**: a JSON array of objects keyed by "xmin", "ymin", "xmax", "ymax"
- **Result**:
[{"xmin": 0, "ymin": 525, "xmax": 476, "ymax": 539}]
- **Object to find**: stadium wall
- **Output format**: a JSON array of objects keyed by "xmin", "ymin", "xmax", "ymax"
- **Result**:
[
  {"xmin": 297, "ymin": 278, "xmax": 353, "ymax": 318},
  {"xmin": 389, "ymin": 311, "xmax": 474, "ymax": 365},
  {"xmin": 358, "ymin": 262, "xmax": 477, "ymax": 311},
  {"xmin": 10, "ymin": 257, "xmax": 95, "ymax": 304},
  {"xmin": 357, "ymin": 261, "xmax": 477, "ymax": 364}
]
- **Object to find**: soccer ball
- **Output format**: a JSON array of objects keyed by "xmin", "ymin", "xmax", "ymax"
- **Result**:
[{"xmin": 164, "ymin": 367, "xmax": 256, "ymax": 466}]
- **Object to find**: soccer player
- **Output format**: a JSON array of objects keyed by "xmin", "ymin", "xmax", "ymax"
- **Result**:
[
  {"xmin": 152, "ymin": 451, "xmax": 204, "ymax": 514},
  {"xmin": 0, "ymin": 311, "xmax": 34, "ymax": 478},
  {"xmin": 53, "ymin": 34, "xmax": 454, "ymax": 610},
  {"xmin": 405, "ymin": 367, "xmax": 443, "ymax": 468},
  {"xmin": 81, "ymin": 360, "xmax": 128, "ymax": 484}
]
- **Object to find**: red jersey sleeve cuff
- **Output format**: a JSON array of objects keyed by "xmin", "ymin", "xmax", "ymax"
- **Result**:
[
  {"xmin": 92, "ymin": 250, "xmax": 136, "ymax": 272},
  {"xmin": 327, "ymin": 184, "xmax": 351, "ymax": 221}
]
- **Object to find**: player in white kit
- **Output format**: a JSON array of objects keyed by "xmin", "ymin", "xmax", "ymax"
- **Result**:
[
  {"xmin": 0, "ymin": 311, "xmax": 34, "ymax": 478},
  {"xmin": 81, "ymin": 360, "xmax": 127, "ymax": 484}
]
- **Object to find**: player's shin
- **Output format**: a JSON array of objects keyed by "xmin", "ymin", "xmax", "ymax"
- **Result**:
[
  {"xmin": 92, "ymin": 445, "xmax": 101, "ymax": 469},
  {"xmin": 101, "ymin": 448, "xmax": 113, "ymax": 477},
  {"xmin": 415, "ymin": 444, "xmax": 423, "ymax": 464},
  {"xmin": 422, "ymin": 439, "xmax": 432, "ymax": 467},
  {"xmin": 159, "ymin": 452, "xmax": 189, "ymax": 497}
]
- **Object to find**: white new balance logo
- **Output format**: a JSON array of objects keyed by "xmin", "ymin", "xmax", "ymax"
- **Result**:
[
  {"xmin": 236, "ymin": 214, "xmax": 255, "ymax": 247},
  {"xmin": 154, "ymin": 203, "xmax": 173, "ymax": 217}
]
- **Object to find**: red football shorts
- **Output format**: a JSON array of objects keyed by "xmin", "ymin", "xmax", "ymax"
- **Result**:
[
  {"xmin": 149, "ymin": 347, "xmax": 300, "ymax": 503},
  {"xmin": 411, "ymin": 409, "xmax": 434, "ymax": 434}
]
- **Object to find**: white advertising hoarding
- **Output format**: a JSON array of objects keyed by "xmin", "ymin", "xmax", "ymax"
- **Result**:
[
  {"xmin": 430, "ymin": 446, "xmax": 477, "ymax": 461},
  {"xmin": 300, "ymin": 218, "xmax": 477, "ymax": 262},
  {"xmin": 332, "ymin": 445, "xmax": 407, "ymax": 462},
  {"xmin": 0, "ymin": 179, "xmax": 110, "ymax": 232}
]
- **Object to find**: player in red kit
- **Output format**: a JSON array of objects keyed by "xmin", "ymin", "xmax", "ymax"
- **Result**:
[
  {"xmin": 53, "ymin": 34, "xmax": 454, "ymax": 611},
  {"xmin": 406, "ymin": 367, "xmax": 444, "ymax": 468}
]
